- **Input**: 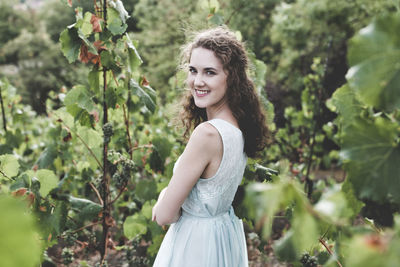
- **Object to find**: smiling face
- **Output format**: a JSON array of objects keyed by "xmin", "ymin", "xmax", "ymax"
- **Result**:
[{"xmin": 187, "ymin": 47, "xmax": 228, "ymax": 111}]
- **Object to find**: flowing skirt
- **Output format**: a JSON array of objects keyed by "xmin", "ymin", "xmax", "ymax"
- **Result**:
[{"xmin": 153, "ymin": 207, "xmax": 248, "ymax": 267}]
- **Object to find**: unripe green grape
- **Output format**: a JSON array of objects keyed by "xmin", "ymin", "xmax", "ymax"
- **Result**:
[
  {"xmin": 103, "ymin": 123, "xmax": 113, "ymax": 143},
  {"xmin": 61, "ymin": 247, "xmax": 74, "ymax": 265}
]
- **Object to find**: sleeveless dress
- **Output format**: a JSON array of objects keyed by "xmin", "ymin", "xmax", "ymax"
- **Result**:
[{"xmin": 153, "ymin": 119, "xmax": 249, "ymax": 267}]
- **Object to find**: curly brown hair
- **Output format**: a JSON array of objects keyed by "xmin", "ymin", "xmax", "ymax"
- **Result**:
[{"xmin": 179, "ymin": 26, "xmax": 269, "ymax": 158}]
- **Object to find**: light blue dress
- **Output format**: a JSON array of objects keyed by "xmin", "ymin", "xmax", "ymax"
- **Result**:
[{"xmin": 153, "ymin": 119, "xmax": 249, "ymax": 267}]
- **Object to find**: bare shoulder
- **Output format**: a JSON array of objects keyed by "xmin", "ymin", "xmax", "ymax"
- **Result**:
[
  {"xmin": 187, "ymin": 122, "xmax": 221, "ymax": 153},
  {"xmin": 191, "ymin": 121, "xmax": 219, "ymax": 141}
]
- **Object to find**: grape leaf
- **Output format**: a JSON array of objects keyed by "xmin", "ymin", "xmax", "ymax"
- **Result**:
[
  {"xmin": 76, "ymin": 125, "xmax": 102, "ymax": 149},
  {"xmin": 152, "ymin": 136, "xmax": 172, "ymax": 162},
  {"xmin": 273, "ymin": 230, "xmax": 297, "ymax": 261},
  {"xmin": 105, "ymin": 86, "xmax": 125, "ymax": 108},
  {"xmin": 340, "ymin": 118, "xmax": 400, "ymax": 203},
  {"xmin": 60, "ymin": 28, "xmax": 81, "ymax": 63},
  {"xmin": 109, "ymin": 0, "xmax": 130, "ymax": 23},
  {"xmin": 36, "ymin": 145, "xmax": 57, "ymax": 169},
  {"xmin": 0, "ymin": 154, "xmax": 19, "ymax": 180},
  {"xmin": 291, "ymin": 210, "xmax": 319, "ymax": 255},
  {"xmin": 64, "ymin": 85, "xmax": 95, "ymax": 114},
  {"xmin": 130, "ymin": 79, "xmax": 156, "ymax": 113},
  {"xmin": 0, "ymin": 196, "xmax": 41, "ymax": 267},
  {"xmin": 81, "ymin": 12, "xmax": 93, "ymax": 36},
  {"xmin": 69, "ymin": 196, "xmax": 102, "ymax": 222},
  {"xmin": 327, "ymin": 84, "xmax": 363, "ymax": 128},
  {"xmin": 135, "ymin": 179, "xmax": 157, "ymax": 202},
  {"xmin": 125, "ymin": 34, "xmax": 143, "ymax": 73},
  {"xmin": 88, "ymin": 68, "xmax": 100, "ymax": 94},
  {"xmin": 90, "ymin": 14, "xmax": 102, "ymax": 33},
  {"xmin": 107, "ymin": 7, "xmax": 127, "ymax": 36},
  {"xmin": 77, "ymin": 29, "xmax": 98, "ymax": 55},
  {"xmin": 346, "ymin": 13, "xmax": 400, "ymax": 111},
  {"xmin": 35, "ymin": 169, "xmax": 59, "ymax": 197},
  {"xmin": 123, "ymin": 213, "xmax": 147, "ymax": 239}
]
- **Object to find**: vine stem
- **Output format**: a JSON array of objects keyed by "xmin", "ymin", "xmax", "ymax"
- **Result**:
[
  {"xmin": 89, "ymin": 182, "xmax": 103, "ymax": 206},
  {"xmin": 224, "ymin": 2, "xmax": 245, "ymax": 25},
  {"xmin": 100, "ymin": 0, "xmax": 111, "ymax": 263},
  {"xmin": 110, "ymin": 182, "xmax": 128, "ymax": 205},
  {"xmin": 64, "ymin": 221, "xmax": 100, "ymax": 236},
  {"xmin": 122, "ymin": 104, "xmax": 133, "ymax": 160},
  {"xmin": 0, "ymin": 82, "xmax": 7, "ymax": 132},
  {"xmin": 130, "ymin": 144, "xmax": 153, "ymax": 152},
  {"xmin": 319, "ymin": 237, "xmax": 343, "ymax": 267},
  {"xmin": 0, "ymin": 170, "xmax": 14, "ymax": 181},
  {"xmin": 304, "ymin": 38, "xmax": 333, "ymax": 199}
]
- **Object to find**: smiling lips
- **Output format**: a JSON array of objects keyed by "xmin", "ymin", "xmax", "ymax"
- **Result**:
[{"xmin": 195, "ymin": 89, "xmax": 210, "ymax": 97}]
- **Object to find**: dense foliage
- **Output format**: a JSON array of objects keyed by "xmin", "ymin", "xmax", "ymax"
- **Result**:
[{"xmin": 0, "ymin": 0, "xmax": 400, "ymax": 266}]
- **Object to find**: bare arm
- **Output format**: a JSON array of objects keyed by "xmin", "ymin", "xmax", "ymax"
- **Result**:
[{"xmin": 151, "ymin": 123, "xmax": 220, "ymax": 226}]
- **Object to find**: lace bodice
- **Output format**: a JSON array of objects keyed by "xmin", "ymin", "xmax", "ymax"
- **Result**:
[{"xmin": 173, "ymin": 119, "xmax": 247, "ymax": 218}]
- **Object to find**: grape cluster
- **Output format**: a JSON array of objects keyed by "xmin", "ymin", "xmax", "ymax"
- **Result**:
[
  {"xmin": 300, "ymin": 253, "xmax": 318, "ymax": 267},
  {"xmin": 109, "ymin": 150, "xmax": 136, "ymax": 189},
  {"xmin": 103, "ymin": 123, "xmax": 114, "ymax": 144},
  {"xmin": 126, "ymin": 238, "xmax": 150, "ymax": 267},
  {"xmin": 61, "ymin": 247, "xmax": 74, "ymax": 265},
  {"xmin": 95, "ymin": 261, "xmax": 109, "ymax": 267},
  {"xmin": 63, "ymin": 231, "xmax": 78, "ymax": 246},
  {"xmin": 128, "ymin": 256, "xmax": 150, "ymax": 267}
]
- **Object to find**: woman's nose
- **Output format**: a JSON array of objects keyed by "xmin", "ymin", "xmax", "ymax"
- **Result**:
[{"xmin": 194, "ymin": 74, "xmax": 205, "ymax": 87}]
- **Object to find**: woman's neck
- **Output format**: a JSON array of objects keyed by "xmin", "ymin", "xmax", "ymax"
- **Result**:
[{"xmin": 206, "ymin": 105, "xmax": 237, "ymax": 127}]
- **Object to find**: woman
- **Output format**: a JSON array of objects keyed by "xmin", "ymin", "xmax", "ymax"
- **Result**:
[{"xmin": 152, "ymin": 26, "xmax": 268, "ymax": 267}]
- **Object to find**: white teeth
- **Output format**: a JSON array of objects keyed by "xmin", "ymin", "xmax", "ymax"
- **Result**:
[{"xmin": 196, "ymin": 89, "xmax": 209, "ymax": 95}]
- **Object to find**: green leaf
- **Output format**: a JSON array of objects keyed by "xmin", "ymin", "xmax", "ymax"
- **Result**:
[
  {"xmin": 209, "ymin": 12, "xmax": 224, "ymax": 25},
  {"xmin": 77, "ymin": 28, "xmax": 97, "ymax": 55},
  {"xmin": 80, "ymin": 12, "xmax": 93, "ymax": 36},
  {"xmin": 130, "ymin": 79, "xmax": 156, "ymax": 113},
  {"xmin": 35, "ymin": 169, "xmax": 58, "ymax": 197},
  {"xmin": 341, "ymin": 118, "xmax": 400, "ymax": 203},
  {"xmin": 69, "ymin": 196, "xmax": 102, "ymax": 222},
  {"xmin": 273, "ymin": 230, "xmax": 297, "ymax": 262},
  {"xmin": 245, "ymin": 182, "xmax": 285, "ymax": 238},
  {"xmin": 141, "ymin": 200, "xmax": 155, "ymax": 220},
  {"xmin": 64, "ymin": 85, "xmax": 95, "ymax": 111},
  {"xmin": 109, "ymin": 0, "xmax": 130, "ymax": 23},
  {"xmin": 100, "ymin": 50, "xmax": 119, "ymax": 71},
  {"xmin": 0, "ymin": 154, "xmax": 19, "ymax": 180},
  {"xmin": 0, "ymin": 195, "xmax": 41, "ymax": 267},
  {"xmin": 88, "ymin": 67, "xmax": 100, "ymax": 94},
  {"xmin": 123, "ymin": 213, "xmax": 147, "ymax": 239},
  {"xmin": 125, "ymin": 34, "xmax": 143, "ymax": 73},
  {"xmin": 36, "ymin": 145, "xmax": 57, "ymax": 169},
  {"xmin": 107, "ymin": 6, "xmax": 127, "ymax": 35},
  {"xmin": 60, "ymin": 28, "xmax": 81, "ymax": 63},
  {"xmin": 106, "ymin": 86, "xmax": 125, "ymax": 108},
  {"xmin": 327, "ymin": 84, "xmax": 363, "ymax": 128},
  {"xmin": 346, "ymin": 13, "xmax": 400, "ymax": 111},
  {"xmin": 48, "ymin": 201, "xmax": 68, "ymax": 236},
  {"xmin": 64, "ymin": 85, "xmax": 96, "ymax": 124},
  {"xmin": 76, "ymin": 125, "xmax": 102, "ymax": 149},
  {"xmin": 152, "ymin": 136, "xmax": 172, "ymax": 162},
  {"xmin": 341, "ymin": 178, "xmax": 364, "ymax": 219},
  {"xmin": 314, "ymin": 185, "xmax": 352, "ymax": 223},
  {"xmin": 135, "ymin": 179, "xmax": 157, "ymax": 202}
]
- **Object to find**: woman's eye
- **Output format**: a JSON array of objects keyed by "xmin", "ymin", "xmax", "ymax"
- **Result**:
[
  {"xmin": 206, "ymin": 71, "xmax": 216, "ymax": 75},
  {"xmin": 189, "ymin": 68, "xmax": 196, "ymax": 73}
]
